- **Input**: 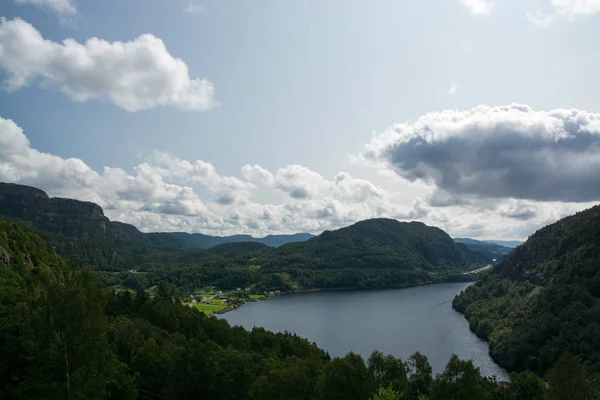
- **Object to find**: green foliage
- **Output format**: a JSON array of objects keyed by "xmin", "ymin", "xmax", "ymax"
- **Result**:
[
  {"xmin": 3, "ymin": 184, "xmax": 600, "ymax": 399},
  {"xmin": 453, "ymin": 205, "xmax": 600, "ymax": 376},
  {"xmin": 370, "ymin": 386, "xmax": 401, "ymax": 400},
  {"xmin": 0, "ymin": 183, "xmax": 482, "ymax": 295},
  {"xmin": 429, "ymin": 355, "xmax": 490, "ymax": 400},
  {"xmin": 0, "ymin": 217, "xmax": 598, "ymax": 399}
]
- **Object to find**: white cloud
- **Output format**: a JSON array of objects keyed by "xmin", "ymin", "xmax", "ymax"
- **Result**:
[
  {"xmin": 449, "ymin": 83, "xmax": 458, "ymax": 95},
  {"xmin": 1, "ymin": 114, "xmax": 595, "ymax": 240},
  {"xmin": 0, "ymin": 18, "xmax": 216, "ymax": 112},
  {"xmin": 528, "ymin": 0, "xmax": 600, "ymax": 26},
  {"xmin": 459, "ymin": 0, "xmax": 493, "ymax": 15},
  {"xmin": 0, "ymin": 115, "xmax": 435, "ymax": 236},
  {"xmin": 241, "ymin": 164, "xmax": 275, "ymax": 186},
  {"xmin": 184, "ymin": 2, "xmax": 204, "ymax": 14},
  {"xmin": 365, "ymin": 103, "xmax": 600, "ymax": 203},
  {"xmin": 13, "ymin": 0, "xmax": 76, "ymax": 15}
]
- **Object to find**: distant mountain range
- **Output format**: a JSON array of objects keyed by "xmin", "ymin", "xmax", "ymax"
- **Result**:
[
  {"xmin": 0, "ymin": 182, "xmax": 486, "ymax": 291},
  {"xmin": 482, "ymin": 239, "xmax": 523, "ymax": 248},
  {"xmin": 453, "ymin": 238, "xmax": 520, "ymax": 261},
  {"xmin": 111, "ymin": 221, "xmax": 315, "ymax": 249}
]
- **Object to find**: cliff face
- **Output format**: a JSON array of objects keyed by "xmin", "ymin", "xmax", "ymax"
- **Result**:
[
  {"xmin": 0, "ymin": 183, "xmax": 109, "ymax": 238},
  {"xmin": 0, "ymin": 183, "xmax": 133, "ymax": 266}
]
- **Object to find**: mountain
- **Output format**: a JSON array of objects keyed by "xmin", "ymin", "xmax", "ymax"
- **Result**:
[
  {"xmin": 0, "ymin": 183, "xmax": 153, "ymax": 268},
  {"xmin": 0, "ymin": 182, "xmax": 484, "ymax": 292},
  {"xmin": 164, "ymin": 231, "xmax": 315, "ymax": 249},
  {"xmin": 483, "ymin": 240, "xmax": 523, "ymax": 248},
  {"xmin": 3, "ymin": 218, "xmax": 580, "ymax": 400},
  {"xmin": 453, "ymin": 238, "xmax": 514, "ymax": 261},
  {"xmin": 264, "ymin": 219, "xmax": 484, "ymax": 271},
  {"xmin": 453, "ymin": 205, "xmax": 600, "ymax": 375}
]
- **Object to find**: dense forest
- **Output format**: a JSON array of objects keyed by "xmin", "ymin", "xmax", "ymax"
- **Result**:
[
  {"xmin": 453, "ymin": 205, "xmax": 600, "ymax": 378},
  {"xmin": 1, "ymin": 219, "xmax": 599, "ymax": 399},
  {"xmin": 0, "ymin": 183, "xmax": 485, "ymax": 294}
]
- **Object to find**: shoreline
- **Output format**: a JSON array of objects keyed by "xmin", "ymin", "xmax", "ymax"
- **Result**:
[
  {"xmin": 215, "ymin": 279, "xmax": 474, "ymax": 315},
  {"xmin": 452, "ymin": 300, "xmax": 513, "ymax": 380}
]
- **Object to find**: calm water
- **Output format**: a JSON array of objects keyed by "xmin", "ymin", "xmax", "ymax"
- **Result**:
[{"xmin": 221, "ymin": 282, "xmax": 509, "ymax": 380}]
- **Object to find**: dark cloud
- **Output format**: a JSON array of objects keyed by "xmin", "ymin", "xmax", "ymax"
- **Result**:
[
  {"xmin": 501, "ymin": 205, "xmax": 538, "ymax": 220},
  {"xmin": 289, "ymin": 187, "xmax": 311, "ymax": 199},
  {"xmin": 367, "ymin": 104, "xmax": 600, "ymax": 203},
  {"xmin": 214, "ymin": 193, "xmax": 235, "ymax": 205}
]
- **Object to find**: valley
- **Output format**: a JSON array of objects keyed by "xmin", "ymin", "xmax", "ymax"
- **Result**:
[{"xmin": 1, "ymin": 182, "xmax": 599, "ymax": 399}]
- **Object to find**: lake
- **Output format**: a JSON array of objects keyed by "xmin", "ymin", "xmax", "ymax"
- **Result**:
[{"xmin": 221, "ymin": 282, "xmax": 509, "ymax": 380}]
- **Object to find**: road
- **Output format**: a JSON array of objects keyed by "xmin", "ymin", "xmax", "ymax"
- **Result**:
[{"xmin": 463, "ymin": 264, "xmax": 493, "ymax": 275}]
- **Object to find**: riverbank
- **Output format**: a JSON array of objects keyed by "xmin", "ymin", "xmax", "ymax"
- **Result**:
[
  {"xmin": 221, "ymin": 281, "xmax": 509, "ymax": 379},
  {"xmin": 196, "ymin": 273, "xmax": 476, "ymax": 315}
]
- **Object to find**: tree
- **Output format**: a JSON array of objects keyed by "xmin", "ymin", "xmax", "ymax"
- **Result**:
[
  {"xmin": 547, "ymin": 353, "xmax": 586, "ymax": 400},
  {"xmin": 367, "ymin": 351, "xmax": 408, "ymax": 396},
  {"xmin": 318, "ymin": 353, "xmax": 368, "ymax": 400},
  {"xmin": 507, "ymin": 370, "xmax": 547, "ymax": 400},
  {"xmin": 370, "ymin": 386, "xmax": 401, "ymax": 400},
  {"xmin": 406, "ymin": 352, "xmax": 433, "ymax": 398},
  {"xmin": 430, "ymin": 355, "xmax": 489, "ymax": 400}
]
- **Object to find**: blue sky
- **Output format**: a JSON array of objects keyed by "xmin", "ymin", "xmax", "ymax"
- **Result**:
[{"xmin": 1, "ymin": 0, "xmax": 600, "ymax": 239}]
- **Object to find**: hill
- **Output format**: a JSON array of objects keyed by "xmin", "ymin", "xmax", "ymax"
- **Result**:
[
  {"xmin": 453, "ymin": 205, "xmax": 600, "ymax": 375},
  {"xmin": 241, "ymin": 218, "xmax": 487, "ymax": 291},
  {"xmin": 484, "ymin": 239, "xmax": 523, "ymax": 248},
  {"xmin": 0, "ymin": 182, "xmax": 484, "ymax": 293},
  {"xmin": 0, "ymin": 183, "xmax": 155, "ymax": 268},
  {"xmin": 453, "ymin": 238, "xmax": 514, "ymax": 261},
  {"xmin": 165, "ymin": 231, "xmax": 315, "ymax": 249},
  {"xmin": 265, "ymin": 219, "xmax": 483, "ymax": 271},
  {"xmin": 110, "ymin": 226, "xmax": 316, "ymax": 249},
  {"xmin": 1, "ymin": 209, "xmax": 596, "ymax": 399}
]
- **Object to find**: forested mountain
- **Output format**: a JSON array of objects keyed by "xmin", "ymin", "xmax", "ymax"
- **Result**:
[
  {"xmin": 263, "ymin": 219, "xmax": 483, "ymax": 271},
  {"xmin": 1, "ymin": 219, "xmax": 597, "ymax": 399},
  {"xmin": 0, "ymin": 182, "xmax": 312, "ymax": 252},
  {"xmin": 484, "ymin": 240, "xmax": 523, "ymax": 249},
  {"xmin": 453, "ymin": 238, "xmax": 514, "ymax": 261},
  {"xmin": 167, "ymin": 231, "xmax": 315, "ymax": 249},
  {"xmin": 453, "ymin": 205, "xmax": 600, "ymax": 377},
  {"xmin": 0, "ymin": 183, "xmax": 485, "ymax": 293},
  {"xmin": 111, "ymin": 221, "xmax": 315, "ymax": 249}
]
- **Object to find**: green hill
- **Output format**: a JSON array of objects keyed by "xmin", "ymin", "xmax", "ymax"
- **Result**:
[
  {"xmin": 261, "ymin": 219, "xmax": 483, "ymax": 271},
  {"xmin": 0, "ymin": 182, "xmax": 485, "ymax": 293},
  {"xmin": 1, "ymin": 207, "xmax": 598, "ymax": 398},
  {"xmin": 453, "ymin": 205, "xmax": 600, "ymax": 375}
]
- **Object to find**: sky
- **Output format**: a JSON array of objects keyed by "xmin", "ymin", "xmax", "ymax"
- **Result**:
[{"xmin": 1, "ymin": 0, "xmax": 600, "ymax": 240}]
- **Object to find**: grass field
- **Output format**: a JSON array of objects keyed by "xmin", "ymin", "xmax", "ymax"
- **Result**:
[
  {"xmin": 249, "ymin": 294, "xmax": 266, "ymax": 300},
  {"xmin": 184, "ymin": 298, "xmax": 227, "ymax": 315}
]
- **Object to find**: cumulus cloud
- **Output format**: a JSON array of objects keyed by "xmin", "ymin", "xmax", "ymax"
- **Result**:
[
  {"xmin": 2, "ymin": 113, "xmax": 594, "ymax": 240},
  {"xmin": 0, "ymin": 18, "xmax": 216, "ymax": 112},
  {"xmin": 13, "ymin": 0, "xmax": 76, "ymax": 15},
  {"xmin": 241, "ymin": 164, "xmax": 275, "ymax": 186},
  {"xmin": 0, "ymin": 115, "xmax": 431, "ymax": 236},
  {"xmin": 459, "ymin": 0, "xmax": 493, "ymax": 15},
  {"xmin": 528, "ymin": 0, "xmax": 600, "ymax": 26},
  {"xmin": 273, "ymin": 165, "xmax": 329, "ymax": 200},
  {"xmin": 148, "ymin": 152, "xmax": 254, "ymax": 204},
  {"xmin": 365, "ymin": 104, "xmax": 600, "ymax": 203}
]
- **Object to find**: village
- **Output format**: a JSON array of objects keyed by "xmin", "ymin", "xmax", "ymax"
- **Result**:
[{"xmin": 184, "ymin": 287, "xmax": 281, "ymax": 315}]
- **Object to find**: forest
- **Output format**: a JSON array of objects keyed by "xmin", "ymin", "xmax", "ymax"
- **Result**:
[
  {"xmin": 453, "ymin": 205, "xmax": 600, "ymax": 377},
  {"xmin": 1, "ymin": 219, "xmax": 599, "ymax": 400},
  {"xmin": 0, "ymin": 183, "xmax": 482, "ymax": 295}
]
